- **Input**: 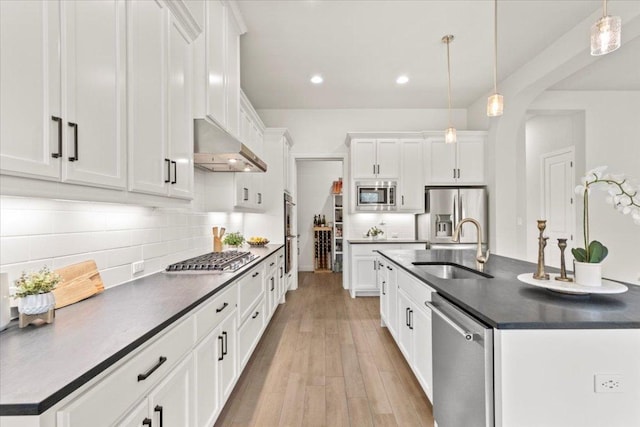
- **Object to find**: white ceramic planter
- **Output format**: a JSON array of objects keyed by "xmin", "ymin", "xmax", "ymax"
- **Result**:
[
  {"xmin": 573, "ymin": 261, "xmax": 602, "ymax": 287},
  {"xmin": 18, "ymin": 292, "xmax": 55, "ymax": 315}
]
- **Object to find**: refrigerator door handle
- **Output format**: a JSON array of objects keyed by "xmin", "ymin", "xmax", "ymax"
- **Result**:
[
  {"xmin": 452, "ymin": 194, "xmax": 458, "ymax": 234},
  {"xmin": 459, "ymin": 194, "xmax": 464, "ymax": 238}
]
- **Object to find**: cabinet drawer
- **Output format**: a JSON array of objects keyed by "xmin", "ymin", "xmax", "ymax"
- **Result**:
[
  {"xmin": 57, "ymin": 316, "xmax": 195, "ymax": 427},
  {"xmin": 195, "ymin": 283, "xmax": 238, "ymax": 342},
  {"xmin": 237, "ymin": 265, "xmax": 264, "ymax": 323},
  {"xmin": 238, "ymin": 298, "xmax": 266, "ymax": 369},
  {"xmin": 397, "ymin": 267, "xmax": 434, "ymax": 305},
  {"xmin": 265, "ymin": 254, "xmax": 277, "ymax": 276}
]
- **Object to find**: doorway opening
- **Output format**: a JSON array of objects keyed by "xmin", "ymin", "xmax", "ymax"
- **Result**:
[{"xmin": 294, "ymin": 156, "xmax": 347, "ymax": 288}]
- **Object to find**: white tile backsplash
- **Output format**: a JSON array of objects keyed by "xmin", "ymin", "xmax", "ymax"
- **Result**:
[{"xmin": 0, "ymin": 188, "xmax": 244, "ymax": 289}]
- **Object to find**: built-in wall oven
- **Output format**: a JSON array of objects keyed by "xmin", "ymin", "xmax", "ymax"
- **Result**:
[
  {"xmin": 355, "ymin": 181, "xmax": 397, "ymax": 211},
  {"xmin": 284, "ymin": 192, "xmax": 295, "ymax": 273},
  {"xmin": 426, "ymin": 293, "xmax": 494, "ymax": 427}
]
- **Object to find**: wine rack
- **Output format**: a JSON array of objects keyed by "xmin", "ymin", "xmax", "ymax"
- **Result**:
[{"xmin": 313, "ymin": 227, "xmax": 332, "ymax": 273}]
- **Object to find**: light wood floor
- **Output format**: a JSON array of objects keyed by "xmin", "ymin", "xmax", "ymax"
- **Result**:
[{"xmin": 214, "ymin": 272, "xmax": 434, "ymax": 427}]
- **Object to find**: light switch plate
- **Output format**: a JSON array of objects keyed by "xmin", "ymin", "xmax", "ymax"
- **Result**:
[{"xmin": 132, "ymin": 261, "xmax": 145, "ymax": 275}]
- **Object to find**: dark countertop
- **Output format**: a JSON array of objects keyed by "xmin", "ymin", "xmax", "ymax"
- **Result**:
[
  {"xmin": 377, "ymin": 249, "xmax": 640, "ymax": 330},
  {"xmin": 348, "ymin": 239, "xmax": 428, "ymax": 244},
  {"xmin": 0, "ymin": 245, "xmax": 283, "ymax": 416}
]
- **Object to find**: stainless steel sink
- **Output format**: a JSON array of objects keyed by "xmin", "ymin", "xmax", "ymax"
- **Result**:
[{"xmin": 411, "ymin": 263, "xmax": 493, "ymax": 279}]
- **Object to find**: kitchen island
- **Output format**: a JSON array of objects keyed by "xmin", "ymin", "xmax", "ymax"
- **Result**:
[
  {"xmin": 0, "ymin": 245, "xmax": 285, "ymax": 427},
  {"xmin": 377, "ymin": 249, "xmax": 640, "ymax": 427}
]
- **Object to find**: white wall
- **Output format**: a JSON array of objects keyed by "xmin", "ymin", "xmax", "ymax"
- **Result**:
[
  {"xmin": 296, "ymin": 160, "xmax": 342, "ymax": 271},
  {"xmin": 0, "ymin": 171, "xmax": 245, "ymax": 290},
  {"xmin": 349, "ymin": 213, "xmax": 416, "ymax": 240},
  {"xmin": 528, "ymin": 91, "xmax": 640, "ymax": 284},
  {"xmin": 257, "ymin": 108, "xmax": 467, "ymax": 155}
]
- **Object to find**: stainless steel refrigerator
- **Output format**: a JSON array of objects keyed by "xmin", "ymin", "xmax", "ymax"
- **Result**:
[{"xmin": 416, "ymin": 186, "xmax": 488, "ymax": 245}]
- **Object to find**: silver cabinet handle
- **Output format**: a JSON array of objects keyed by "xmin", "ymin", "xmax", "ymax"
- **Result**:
[{"xmin": 425, "ymin": 302, "xmax": 474, "ymax": 341}]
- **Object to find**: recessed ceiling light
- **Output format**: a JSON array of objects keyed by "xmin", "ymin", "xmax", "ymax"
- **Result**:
[
  {"xmin": 228, "ymin": 158, "xmax": 237, "ymax": 163},
  {"xmin": 310, "ymin": 75, "xmax": 324, "ymax": 84},
  {"xmin": 396, "ymin": 75, "xmax": 409, "ymax": 85}
]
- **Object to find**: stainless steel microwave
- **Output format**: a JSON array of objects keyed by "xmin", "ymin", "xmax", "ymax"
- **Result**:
[{"xmin": 356, "ymin": 181, "xmax": 397, "ymax": 211}]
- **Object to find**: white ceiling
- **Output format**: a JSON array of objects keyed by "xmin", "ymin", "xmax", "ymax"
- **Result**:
[{"xmin": 237, "ymin": 0, "xmax": 638, "ymax": 109}]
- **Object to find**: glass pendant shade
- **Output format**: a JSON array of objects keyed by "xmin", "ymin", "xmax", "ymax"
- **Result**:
[
  {"xmin": 487, "ymin": 93, "xmax": 504, "ymax": 117},
  {"xmin": 445, "ymin": 127, "xmax": 457, "ymax": 144},
  {"xmin": 591, "ymin": 15, "xmax": 621, "ymax": 56}
]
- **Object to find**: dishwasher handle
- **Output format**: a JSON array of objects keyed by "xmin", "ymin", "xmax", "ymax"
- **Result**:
[{"xmin": 425, "ymin": 301, "xmax": 474, "ymax": 341}]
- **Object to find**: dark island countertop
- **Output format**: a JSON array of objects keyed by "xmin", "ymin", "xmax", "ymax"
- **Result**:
[
  {"xmin": 0, "ymin": 245, "xmax": 283, "ymax": 416},
  {"xmin": 377, "ymin": 249, "xmax": 640, "ymax": 330}
]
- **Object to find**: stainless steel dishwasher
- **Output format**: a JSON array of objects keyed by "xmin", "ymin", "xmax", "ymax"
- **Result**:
[{"xmin": 426, "ymin": 294, "xmax": 494, "ymax": 427}]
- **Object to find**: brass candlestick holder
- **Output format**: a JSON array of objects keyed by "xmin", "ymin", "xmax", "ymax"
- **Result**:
[
  {"xmin": 533, "ymin": 220, "xmax": 549, "ymax": 280},
  {"xmin": 555, "ymin": 238, "xmax": 573, "ymax": 282}
]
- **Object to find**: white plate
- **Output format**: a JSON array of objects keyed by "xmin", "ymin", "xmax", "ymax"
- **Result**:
[{"xmin": 517, "ymin": 273, "xmax": 628, "ymax": 295}]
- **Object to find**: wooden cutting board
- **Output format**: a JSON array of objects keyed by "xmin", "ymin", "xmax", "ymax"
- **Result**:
[{"xmin": 52, "ymin": 260, "xmax": 105, "ymax": 309}]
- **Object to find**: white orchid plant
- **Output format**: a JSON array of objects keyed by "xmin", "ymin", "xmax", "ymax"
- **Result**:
[{"xmin": 572, "ymin": 166, "xmax": 640, "ymax": 263}]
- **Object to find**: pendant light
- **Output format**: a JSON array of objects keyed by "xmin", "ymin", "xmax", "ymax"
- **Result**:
[
  {"xmin": 487, "ymin": 0, "xmax": 504, "ymax": 117},
  {"xmin": 442, "ymin": 35, "xmax": 456, "ymax": 144},
  {"xmin": 591, "ymin": 0, "xmax": 622, "ymax": 56}
]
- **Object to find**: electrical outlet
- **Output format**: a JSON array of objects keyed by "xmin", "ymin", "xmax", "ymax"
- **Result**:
[
  {"xmin": 132, "ymin": 261, "xmax": 145, "ymax": 275},
  {"xmin": 595, "ymin": 374, "xmax": 623, "ymax": 393}
]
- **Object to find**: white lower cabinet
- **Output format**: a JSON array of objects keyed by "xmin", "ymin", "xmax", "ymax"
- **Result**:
[
  {"xmin": 50, "ymin": 253, "xmax": 285, "ymax": 427},
  {"xmin": 118, "ymin": 354, "xmax": 194, "ymax": 427},
  {"xmin": 379, "ymin": 260, "xmax": 398, "ymax": 338},
  {"xmin": 238, "ymin": 298, "xmax": 266, "ymax": 370},
  {"xmin": 349, "ymin": 243, "xmax": 425, "ymax": 297},
  {"xmin": 194, "ymin": 308, "xmax": 237, "ymax": 427},
  {"xmin": 386, "ymin": 262, "xmax": 434, "ymax": 401}
]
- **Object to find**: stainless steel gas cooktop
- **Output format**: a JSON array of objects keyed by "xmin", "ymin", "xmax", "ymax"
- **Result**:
[{"xmin": 166, "ymin": 251, "xmax": 258, "ymax": 272}]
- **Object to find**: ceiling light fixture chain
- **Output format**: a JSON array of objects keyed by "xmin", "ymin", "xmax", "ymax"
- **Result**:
[
  {"xmin": 487, "ymin": 0, "xmax": 504, "ymax": 117},
  {"xmin": 442, "ymin": 34, "xmax": 456, "ymax": 144}
]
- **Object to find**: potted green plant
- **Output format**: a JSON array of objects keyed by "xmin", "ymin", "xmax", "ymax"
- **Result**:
[
  {"xmin": 223, "ymin": 231, "xmax": 245, "ymax": 250},
  {"xmin": 366, "ymin": 226, "xmax": 384, "ymax": 240},
  {"xmin": 572, "ymin": 166, "xmax": 640, "ymax": 286},
  {"xmin": 13, "ymin": 267, "xmax": 61, "ymax": 315}
]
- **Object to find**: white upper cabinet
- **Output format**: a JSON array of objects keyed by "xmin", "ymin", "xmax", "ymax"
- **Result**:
[
  {"xmin": 204, "ymin": 0, "xmax": 226, "ymax": 127},
  {"xmin": 62, "ymin": 0, "xmax": 127, "ymax": 189},
  {"xmin": 166, "ymin": 14, "xmax": 194, "ymax": 199},
  {"xmin": 198, "ymin": 0, "xmax": 245, "ymax": 138},
  {"xmin": 351, "ymin": 139, "xmax": 400, "ymax": 180},
  {"xmin": 127, "ymin": 0, "xmax": 194, "ymax": 200},
  {"xmin": 225, "ymin": 13, "xmax": 241, "ymax": 138},
  {"xmin": 1, "ymin": 0, "xmax": 126, "ymax": 189},
  {"xmin": 398, "ymin": 139, "xmax": 424, "ymax": 212},
  {"xmin": 0, "ymin": 0, "xmax": 61, "ymax": 180},
  {"xmin": 424, "ymin": 133, "xmax": 486, "ymax": 185}
]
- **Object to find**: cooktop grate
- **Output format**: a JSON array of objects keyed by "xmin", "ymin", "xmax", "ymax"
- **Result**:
[{"xmin": 166, "ymin": 251, "xmax": 258, "ymax": 272}]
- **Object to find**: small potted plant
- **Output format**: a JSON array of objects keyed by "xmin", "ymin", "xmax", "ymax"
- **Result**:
[
  {"xmin": 14, "ymin": 266, "xmax": 61, "ymax": 316},
  {"xmin": 223, "ymin": 231, "xmax": 245, "ymax": 250},
  {"xmin": 572, "ymin": 166, "xmax": 640, "ymax": 285},
  {"xmin": 366, "ymin": 226, "xmax": 384, "ymax": 240}
]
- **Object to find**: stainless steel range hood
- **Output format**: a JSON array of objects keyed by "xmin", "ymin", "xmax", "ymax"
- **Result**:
[{"xmin": 194, "ymin": 118, "xmax": 267, "ymax": 172}]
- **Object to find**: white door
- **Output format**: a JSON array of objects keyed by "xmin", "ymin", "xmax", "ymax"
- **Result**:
[
  {"xmin": 148, "ymin": 354, "xmax": 194, "ymax": 427},
  {"xmin": 352, "ymin": 255, "xmax": 378, "ymax": 293},
  {"xmin": 542, "ymin": 148, "xmax": 575, "ymax": 268},
  {"xmin": 396, "ymin": 290, "xmax": 413, "ymax": 360},
  {"xmin": 427, "ymin": 138, "xmax": 457, "ymax": 184},
  {"xmin": 116, "ymin": 399, "xmax": 150, "ymax": 427},
  {"xmin": 412, "ymin": 305, "xmax": 433, "ymax": 401},
  {"xmin": 127, "ymin": 0, "xmax": 168, "ymax": 196},
  {"xmin": 351, "ymin": 139, "xmax": 377, "ymax": 179},
  {"xmin": 0, "ymin": 0, "xmax": 61, "ymax": 179},
  {"xmin": 167, "ymin": 16, "xmax": 194, "ymax": 199},
  {"xmin": 62, "ymin": 0, "xmax": 127, "ymax": 189},
  {"xmin": 218, "ymin": 313, "xmax": 237, "ymax": 402},
  {"xmin": 386, "ymin": 263, "xmax": 398, "ymax": 338},
  {"xmin": 376, "ymin": 139, "xmax": 400, "ymax": 179},
  {"xmin": 457, "ymin": 137, "xmax": 485, "ymax": 184},
  {"xmin": 194, "ymin": 329, "xmax": 221, "ymax": 427},
  {"xmin": 399, "ymin": 139, "xmax": 424, "ymax": 211}
]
